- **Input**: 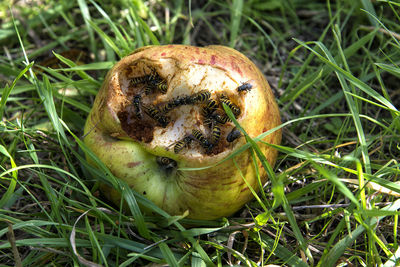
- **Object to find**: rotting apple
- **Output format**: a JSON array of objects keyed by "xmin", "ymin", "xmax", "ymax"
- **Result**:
[{"xmin": 83, "ymin": 45, "xmax": 281, "ymax": 220}]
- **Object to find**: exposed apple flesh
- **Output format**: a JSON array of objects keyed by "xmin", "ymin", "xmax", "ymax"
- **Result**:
[{"xmin": 83, "ymin": 45, "xmax": 281, "ymax": 220}]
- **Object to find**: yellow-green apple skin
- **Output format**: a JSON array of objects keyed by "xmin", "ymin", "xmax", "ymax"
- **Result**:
[{"xmin": 83, "ymin": 45, "xmax": 281, "ymax": 220}]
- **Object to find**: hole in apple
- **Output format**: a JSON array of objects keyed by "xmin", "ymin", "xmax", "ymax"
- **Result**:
[{"xmin": 117, "ymin": 59, "xmax": 245, "ymax": 155}]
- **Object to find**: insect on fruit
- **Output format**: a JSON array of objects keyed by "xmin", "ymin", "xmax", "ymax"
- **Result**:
[
  {"xmin": 174, "ymin": 135, "xmax": 194, "ymax": 154},
  {"xmin": 192, "ymin": 129, "xmax": 213, "ymax": 151},
  {"xmin": 220, "ymin": 94, "xmax": 241, "ymax": 116},
  {"xmin": 226, "ymin": 127, "xmax": 242, "ymax": 143},
  {"xmin": 159, "ymin": 101, "xmax": 177, "ymax": 113},
  {"xmin": 237, "ymin": 80, "xmax": 254, "ymax": 93},
  {"xmin": 191, "ymin": 90, "xmax": 211, "ymax": 104},
  {"xmin": 156, "ymin": 80, "xmax": 168, "ymax": 94},
  {"xmin": 159, "ymin": 94, "xmax": 194, "ymax": 113},
  {"xmin": 172, "ymin": 95, "xmax": 194, "ymax": 106},
  {"xmin": 147, "ymin": 67, "xmax": 161, "ymax": 83},
  {"xmin": 212, "ymin": 113, "xmax": 231, "ymax": 124},
  {"xmin": 143, "ymin": 105, "xmax": 170, "ymax": 127},
  {"xmin": 144, "ymin": 84, "xmax": 154, "ymax": 95},
  {"xmin": 204, "ymin": 112, "xmax": 231, "ymax": 127},
  {"xmin": 180, "ymin": 95, "xmax": 195, "ymax": 105},
  {"xmin": 133, "ymin": 94, "xmax": 142, "ymax": 118},
  {"xmin": 130, "ymin": 67, "xmax": 152, "ymax": 86},
  {"xmin": 210, "ymin": 124, "xmax": 221, "ymax": 144},
  {"xmin": 130, "ymin": 75, "xmax": 149, "ymax": 86},
  {"xmin": 143, "ymin": 68, "xmax": 168, "ymax": 95},
  {"xmin": 202, "ymin": 99, "xmax": 218, "ymax": 117}
]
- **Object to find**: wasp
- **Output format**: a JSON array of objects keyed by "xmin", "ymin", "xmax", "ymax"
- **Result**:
[
  {"xmin": 237, "ymin": 80, "xmax": 254, "ymax": 93},
  {"xmin": 202, "ymin": 99, "xmax": 218, "ymax": 117},
  {"xmin": 192, "ymin": 129, "xmax": 213, "ymax": 151},
  {"xmin": 171, "ymin": 96, "xmax": 184, "ymax": 106},
  {"xmin": 169, "ymin": 95, "xmax": 193, "ymax": 107},
  {"xmin": 213, "ymin": 113, "xmax": 231, "ymax": 124},
  {"xmin": 159, "ymin": 101, "xmax": 176, "ymax": 113},
  {"xmin": 144, "ymin": 68, "xmax": 168, "ymax": 94},
  {"xmin": 143, "ymin": 105, "xmax": 170, "ymax": 127},
  {"xmin": 131, "ymin": 67, "xmax": 154, "ymax": 86},
  {"xmin": 133, "ymin": 94, "xmax": 142, "ymax": 118},
  {"xmin": 145, "ymin": 80, "xmax": 168, "ymax": 94},
  {"xmin": 220, "ymin": 94, "xmax": 241, "ymax": 116},
  {"xmin": 144, "ymin": 85, "xmax": 154, "ymax": 95},
  {"xmin": 144, "ymin": 82, "xmax": 168, "ymax": 95},
  {"xmin": 156, "ymin": 80, "xmax": 168, "ymax": 94},
  {"xmin": 226, "ymin": 127, "xmax": 242, "ymax": 143},
  {"xmin": 204, "ymin": 112, "xmax": 231, "ymax": 128},
  {"xmin": 174, "ymin": 135, "xmax": 194, "ymax": 153},
  {"xmin": 159, "ymin": 94, "xmax": 193, "ymax": 113},
  {"xmin": 130, "ymin": 75, "xmax": 149, "ymax": 86},
  {"xmin": 191, "ymin": 90, "xmax": 211, "ymax": 104},
  {"xmin": 210, "ymin": 124, "xmax": 221, "ymax": 144},
  {"xmin": 180, "ymin": 95, "xmax": 195, "ymax": 105},
  {"xmin": 147, "ymin": 78, "xmax": 168, "ymax": 94},
  {"xmin": 149, "ymin": 68, "xmax": 159, "ymax": 79}
]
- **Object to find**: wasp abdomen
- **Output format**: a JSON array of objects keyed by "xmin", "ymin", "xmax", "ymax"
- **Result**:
[
  {"xmin": 143, "ymin": 105, "xmax": 170, "ymax": 127},
  {"xmin": 130, "ymin": 75, "xmax": 149, "ymax": 86},
  {"xmin": 213, "ymin": 113, "xmax": 231, "ymax": 124},
  {"xmin": 156, "ymin": 81, "xmax": 168, "ymax": 94},
  {"xmin": 192, "ymin": 129, "xmax": 213, "ymax": 151},
  {"xmin": 191, "ymin": 90, "xmax": 211, "ymax": 104},
  {"xmin": 143, "ymin": 68, "xmax": 168, "ymax": 95},
  {"xmin": 202, "ymin": 99, "xmax": 218, "ymax": 117},
  {"xmin": 210, "ymin": 124, "xmax": 221, "ymax": 144},
  {"xmin": 174, "ymin": 135, "xmax": 194, "ymax": 153},
  {"xmin": 220, "ymin": 94, "xmax": 241, "ymax": 116},
  {"xmin": 159, "ymin": 101, "xmax": 176, "ymax": 113}
]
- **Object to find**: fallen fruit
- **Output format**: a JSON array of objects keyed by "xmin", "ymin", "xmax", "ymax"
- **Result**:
[{"xmin": 83, "ymin": 45, "xmax": 282, "ymax": 220}]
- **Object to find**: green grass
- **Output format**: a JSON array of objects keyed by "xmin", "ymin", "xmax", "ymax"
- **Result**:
[{"xmin": 1, "ymin": 0, "xmax": 400, "ymax": 266}]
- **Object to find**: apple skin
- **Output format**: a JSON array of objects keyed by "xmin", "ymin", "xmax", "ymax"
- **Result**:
[{"xmin": 83, "ymin": 45, "xmax": 281, "ymax": 220}]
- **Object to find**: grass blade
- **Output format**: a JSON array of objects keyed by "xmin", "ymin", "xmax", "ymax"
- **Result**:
[
  {"xmin": 0, "ymin": 146, "xmax": 18, "ymax": 208},
  {"xmin": 0, "ymin": 62, "xmax": 33, "ymax": 119},
  {"xmin": 321, "ymin": 199, "xmax": 400, "ymax": 266},
  {"xmin": 229, "ymin": 0, "xmax": 243, "ymax": 47}
]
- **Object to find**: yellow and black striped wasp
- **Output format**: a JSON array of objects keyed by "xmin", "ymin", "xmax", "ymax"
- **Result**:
[
  {"xmin": 143, "ymin": 105, "xmax": 170, "ymax": 127},
  {"xmin": 192, "ymin": 129, "xmax": 213, "ymax": 152},
  {"xmin": 174, "ymin": 135, "xmax": 194, "ymax": 154},
  {"xmin": 220, "ymin": 94, "xmax": 241, "ymax": 116},
  {"xmin": 191, "ymin": 90, "xmax": 211, "ymax": 104}
]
